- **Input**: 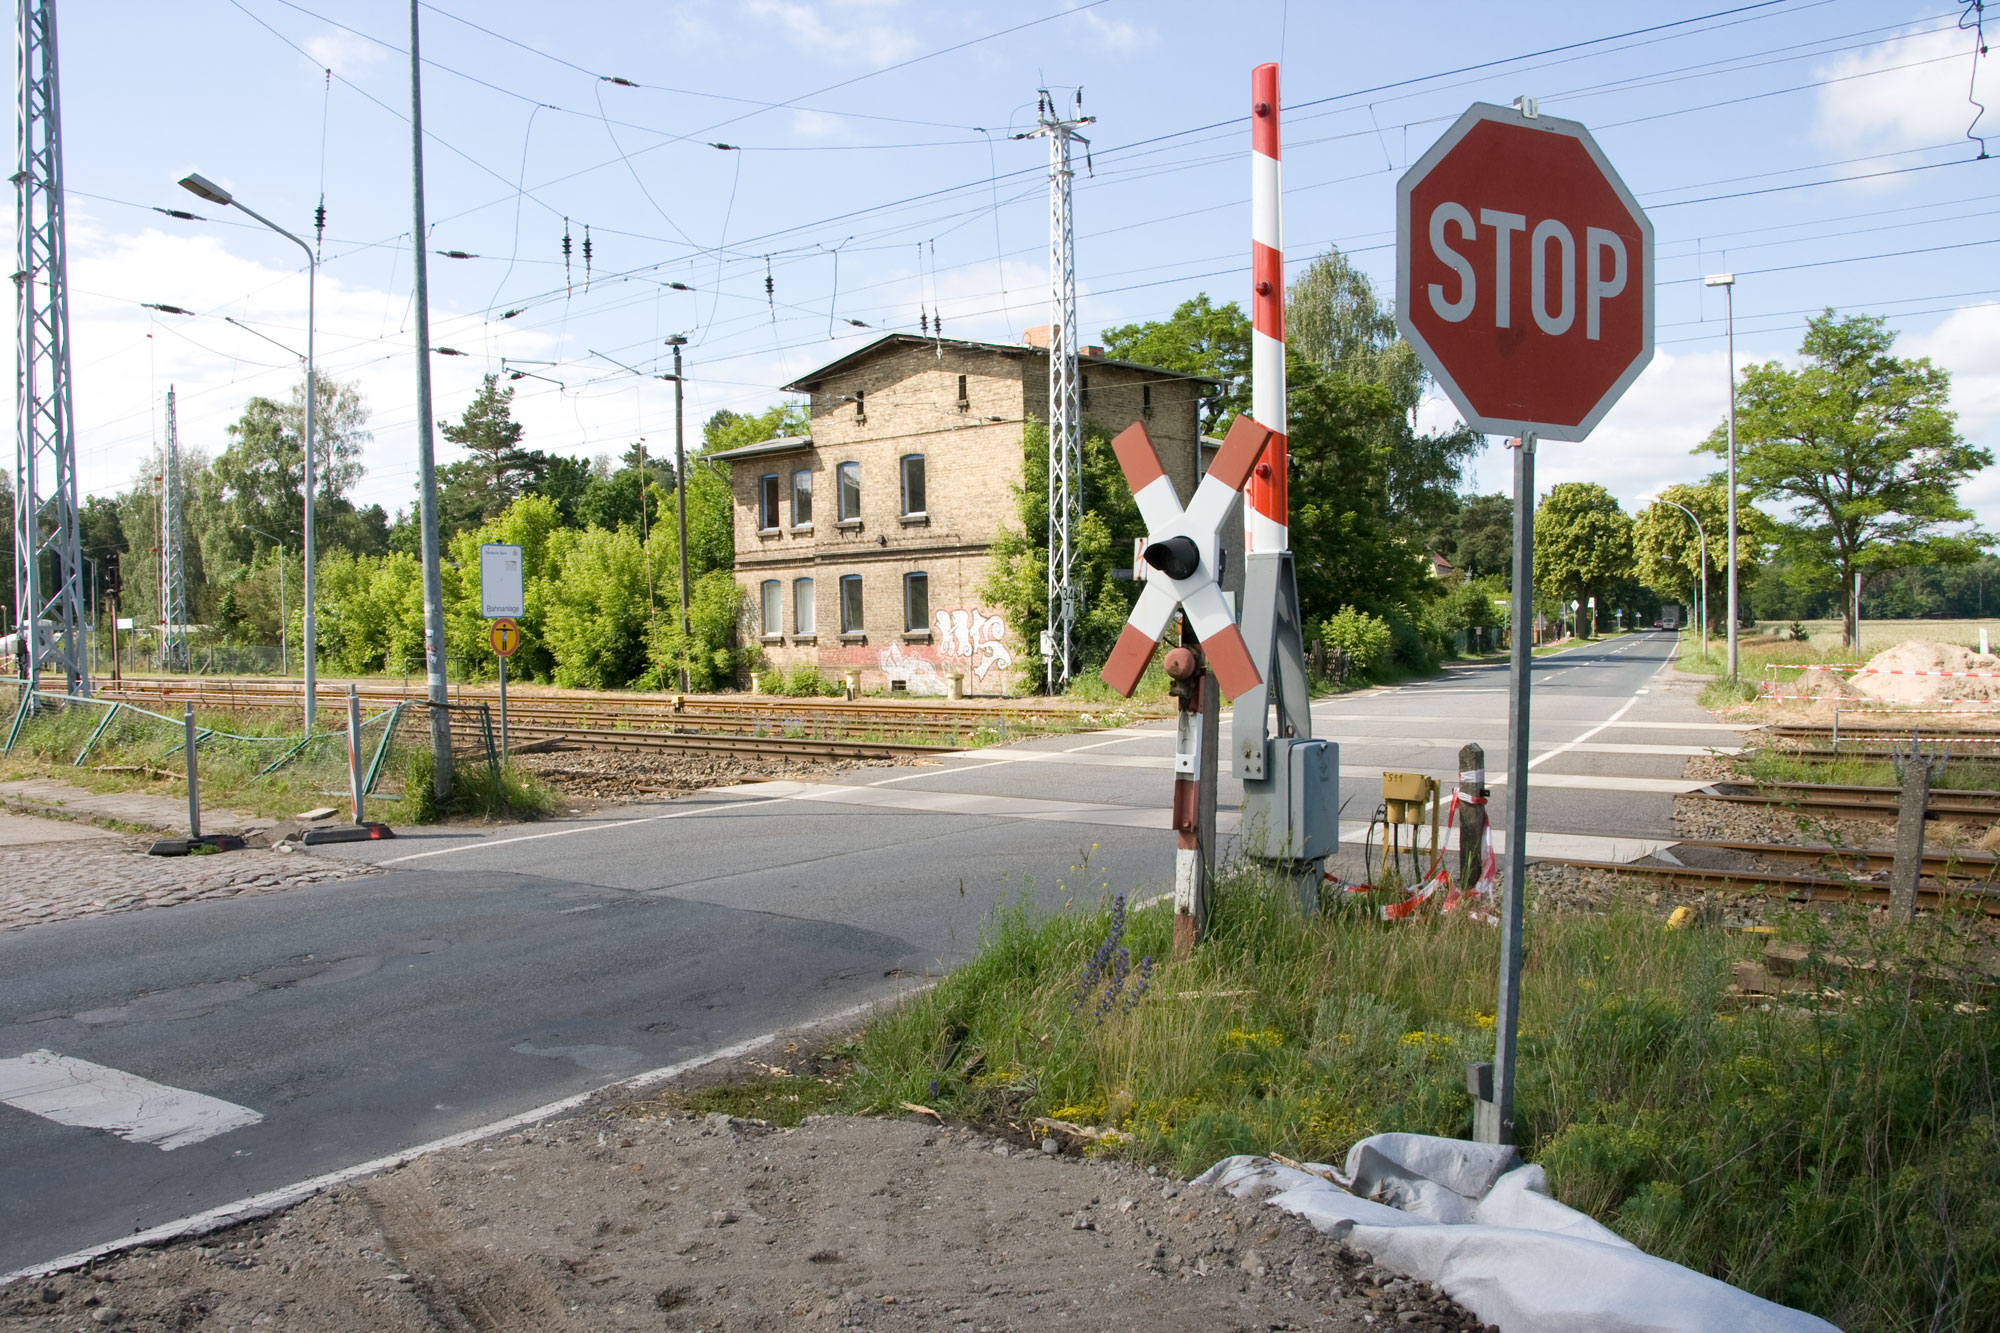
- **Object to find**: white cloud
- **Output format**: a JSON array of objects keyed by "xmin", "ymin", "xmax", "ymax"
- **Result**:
[
  {"xmin": 744, "ymin": 0, "xmax": 922, "ymax": 65},
  {"xmin": 1075, "ymin": 7, "xmax": 1152, "ymax": 52},
  {"xmin": 789, "ymin": 109, "xmax": 850, "ymax": 142},
  {"xmin": 1906, "ymin": 301, "xmax": 2000, "ymax": 522},
  {"xmin": 301, "ymin": 30, "xmax": 385, "ymax": 78},
  {"xmin": 1812, "ymin": 24, "xmax": 1997, "ymax": 159}
]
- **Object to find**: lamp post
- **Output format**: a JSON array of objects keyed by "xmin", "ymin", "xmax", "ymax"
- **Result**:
[
  {"xmin": 663, "ymin": 335, "xmax": 691, "ymax": 692},
  {"xmin": 179, "ymin": 171, "xmax": 318, "ymax": 727},
  {"xmin": 1656, "ymin": 497, "xmax": 1708, "ymax": 663},
  {"xmin": 1705, "ymin": 272, "xmax": 1738, "ymax": 678},
  {"xmin": 241, "ymin": 525, "xmax": 291, "ymax": 676}
]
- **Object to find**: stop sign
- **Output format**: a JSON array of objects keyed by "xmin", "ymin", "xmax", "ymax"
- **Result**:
[{"xmin": 1396, "ymin": 103, "xmax": 1653, "ymax": 442}]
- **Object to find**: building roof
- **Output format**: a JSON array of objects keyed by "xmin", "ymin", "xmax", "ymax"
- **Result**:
[
  {"xmin": 704, "ymin": 433, "xmax": 813, "ymax": 463},
  {"xmin": 780, "ymin": 332, "xmax": 1222, "ymax": 394}
]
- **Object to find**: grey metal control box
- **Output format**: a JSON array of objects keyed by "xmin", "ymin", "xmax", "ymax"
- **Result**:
[{"xmin": 1240, "ymin": 737, "xmax": 1340, "ymax": 861}]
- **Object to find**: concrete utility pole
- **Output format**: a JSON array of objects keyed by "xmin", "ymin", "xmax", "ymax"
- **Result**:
[
  {"xmin": 1023, "ymin": 88, "xmax": 1092, "ymax": 691},
  {"xmin": 1706, "ymin": 272, "xmax": 1739, "ymax": 675},
  {"xmin": 409, "ymin": 0, "xmax": 452, "ymax": 797},
  {"xmin": 15, "ymin": 0, "xmax": 89, "ymax": 700},
  {"xmin": 160, "ymin": 388, "xmax": 189, "ymax": 671}
]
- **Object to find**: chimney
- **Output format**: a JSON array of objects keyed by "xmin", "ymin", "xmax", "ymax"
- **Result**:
[{"xmin": 1022, "ymin": 324, "xmax": 1053, "ymax": 349}]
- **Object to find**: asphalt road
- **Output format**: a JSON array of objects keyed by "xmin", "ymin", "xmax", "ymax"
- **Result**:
[{"xmin": 1, "ymin": 629, "xmax": 1743, "ymax": 1275}]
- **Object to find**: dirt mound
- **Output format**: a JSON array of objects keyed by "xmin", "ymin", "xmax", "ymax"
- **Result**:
[{"xmin": 1850, "ymin": 640, "xmax": 2000, "ymax": 704}]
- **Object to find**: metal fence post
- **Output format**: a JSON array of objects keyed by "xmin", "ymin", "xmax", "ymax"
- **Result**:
[
  {"xmin": 347, "ymin": 684, "xmax": 365, "ymax": 824},
  {"xmin": 184, "ymin": 703, "xmax": 201, "ymax": 840}
]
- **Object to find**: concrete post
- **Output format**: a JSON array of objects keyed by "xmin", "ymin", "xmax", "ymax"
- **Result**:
[
  {"xmin": 183, "ymin": 703, "xmax": 200, "ymax": 839},
  {"xmin": 1889, "ymin": 732, "xmax": 1931, "ymax": 923}
]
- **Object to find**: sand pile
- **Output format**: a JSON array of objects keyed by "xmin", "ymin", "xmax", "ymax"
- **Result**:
[{"xmin": 1849, "ymin": 640, "xmax": 2000, "ymax": 703}]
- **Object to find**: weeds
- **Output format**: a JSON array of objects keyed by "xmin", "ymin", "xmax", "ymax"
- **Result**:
[
  {"xmin": 404, "ymin": 749, "xmax": 558, "ymax": 823},
  {"xmin": 842, "ymin": 869, "xmax": 1999, "ymax": 1332}
]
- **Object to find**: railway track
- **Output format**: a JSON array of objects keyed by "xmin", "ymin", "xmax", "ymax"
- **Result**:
[
  {"xmin": 1664, "ymin": 837, "xmax": 1999, "ymax": 880},
  {"xmin": 501, "ymin": 721, "xmax": 959, "ymax": 762},
  {"xmin": 1683, "ymin": 780, "xmax": 2000, "ymax": 826},
  {"xmin": 99, "ymin": 677, "xmax": 1113, "ymax": 738},
  {"xmin": 1536, "ymin": 857, "xmax": 2000, "ymax": 915}
]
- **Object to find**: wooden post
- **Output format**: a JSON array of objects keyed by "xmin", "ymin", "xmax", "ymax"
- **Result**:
[
  {"xmin": 1167, "ymin": 626, "xmax": 1214, "ymax": 957},
  {"xmin": 1457, "ymin": 742, "xmax": 1487, "ymax": 890},
  {"xmin": 1889, "ymin": 732, "xmax": 1932, "ymax": 923}
]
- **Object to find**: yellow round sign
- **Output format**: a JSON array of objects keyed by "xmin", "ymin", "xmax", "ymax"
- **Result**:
[{"xmin": 489, "ymin": 617, "xmax": 521, "ymax": 657}]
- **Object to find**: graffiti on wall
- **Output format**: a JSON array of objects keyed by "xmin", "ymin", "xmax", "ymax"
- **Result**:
[
  {"xmin": 935, "ymin": 607, "xmax": 1012, "ymax": 680},
  {"xmin": 872, "ymin": 606, "xmax": 1015, "ymax": 695}
]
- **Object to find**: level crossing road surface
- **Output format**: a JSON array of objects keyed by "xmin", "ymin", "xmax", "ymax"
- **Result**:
[{"xmin": 1, "ymin": 630, "xmax": 1740, "ymax": 1275}]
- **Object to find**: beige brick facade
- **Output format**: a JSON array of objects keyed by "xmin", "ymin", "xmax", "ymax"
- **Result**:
[{"xmin": 714, "ymin": 333, "xmax": 1214, "ymax": 695}]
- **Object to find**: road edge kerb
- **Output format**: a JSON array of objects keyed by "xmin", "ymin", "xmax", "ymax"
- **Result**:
[{"xmin": 0, "ymin": 988, "xmax": 929, "ymax": 1287}]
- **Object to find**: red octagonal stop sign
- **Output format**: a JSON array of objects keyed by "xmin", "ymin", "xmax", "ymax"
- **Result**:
[{"xmin": 1396, "ymin": 103, "xmax": 1653, "ymax": 442}]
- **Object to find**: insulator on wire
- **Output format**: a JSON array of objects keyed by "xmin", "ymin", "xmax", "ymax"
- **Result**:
[
  {"xmin": 583, "ymin": 226, "xmax": 593, "ymax": 291},
  {"xmin": 562, "ymin": 218, "xmax": 573, "ymax": 296},
  {"xmin": 313, "ymin": 198, "xmax": 326, "ymax": 247},
  {"xmin": 920, "ymin": 309, "xmax": 928, "ymax": 335},
  {"xmin": 764, "ymin": 256, "xmax": 775, "ymax": 321}
]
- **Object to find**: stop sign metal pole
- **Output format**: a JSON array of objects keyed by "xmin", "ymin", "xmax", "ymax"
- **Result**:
[
  {"xmin": 1395, "ymin": 99, "xmax": 1653, "ymax": 1145},
  {"xmin": 1491, "ymin": 431, "xmax": 1536, "ymax": 1144}
]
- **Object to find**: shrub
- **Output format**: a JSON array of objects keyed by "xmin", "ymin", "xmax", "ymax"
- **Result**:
[
  {"xmin": 1317, "ymin": 606, "xmax": 1393, "ymax": 677},
  {"xmin": 773, "ymin": 661, "xmax": 841, "ymax": 697}
]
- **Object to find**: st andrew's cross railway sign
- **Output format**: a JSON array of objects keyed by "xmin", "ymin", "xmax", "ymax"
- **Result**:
[{"xmin": 1396, "ymin": 102, "xmax": 1653, "ymax": 442}]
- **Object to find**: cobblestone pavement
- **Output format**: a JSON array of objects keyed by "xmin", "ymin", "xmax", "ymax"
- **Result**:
[{"xmin": 2, "ymin": 820, "xmax": 378, "ymax": 932}]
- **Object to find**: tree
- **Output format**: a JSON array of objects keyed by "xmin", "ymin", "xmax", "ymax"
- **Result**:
[
  {"xmin": 1696, "ymin": 311, "xmax": 1991, "ymax": 647},
  {"xmin": 212, "ymin": 375, "xmax": 371, "ymax": 565},
  {"xmin": 1534, "ymin": 483, "xmax": 1633, "ymax": 637},
  {"xmin": 438, "ymin": 374, "xmax": 536, "ymax": 534},
  {"xmin": 702, "ymin": 403, "xmax": 809, "ymax": 454},
  {"xmin": 1632, "ymin": 482, "xmax": 1764, "ymax": 633},
  {"xmin": 1286, "ymin": 360, "xmax": 1434, "ymax": 627},
  {"xmin": 1099, "ymin": 295, "xmax": 1250, "ymax": 436},
  {"xmin": 78, "ymin": 496, "xmax": 127, "ymax": 622},
  {"xmin": 1287, "ymin": 248, "xmax": 1480, "ymax": 535},
  {"xmin": 1427, "ymin": 492, "xmax": 1513, "ymax": 582}
]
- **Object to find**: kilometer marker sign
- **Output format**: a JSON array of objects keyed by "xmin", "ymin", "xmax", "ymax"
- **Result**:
[{"xmin": 1395, "ymin": 101, "xmax": 1653, "ymax": 442}]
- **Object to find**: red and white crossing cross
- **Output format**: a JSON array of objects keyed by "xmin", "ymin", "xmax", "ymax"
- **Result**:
[{"xmin": 1100, "ymin": 414, "xmax": 1272, "ymax": 699}]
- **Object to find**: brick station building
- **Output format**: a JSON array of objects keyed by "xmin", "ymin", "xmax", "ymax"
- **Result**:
[{"xmin": 708, "ymin": 330, "xmax": 1218, "ymax": 695}]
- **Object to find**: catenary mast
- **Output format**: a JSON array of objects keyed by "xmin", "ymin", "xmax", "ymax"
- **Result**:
[{"xmin": 13, "ymin": 0, "xmax": 86, "ymax": 697}]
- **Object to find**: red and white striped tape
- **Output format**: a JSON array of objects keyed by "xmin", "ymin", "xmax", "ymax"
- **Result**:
[
  {"xmin": 1246, "ymin": 62, "xmax": 1287, "ymax": 554},
  {"xmin": 1753, "ymin": 692, "xmax": 2000, "ymax": 705}
]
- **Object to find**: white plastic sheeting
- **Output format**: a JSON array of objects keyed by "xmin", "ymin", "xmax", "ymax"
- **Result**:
[{"xmin": 1197, "ymin": 1133, "xmax": 1840, "ymax": 1333}]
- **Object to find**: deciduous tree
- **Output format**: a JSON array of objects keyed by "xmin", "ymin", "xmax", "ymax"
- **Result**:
[
  {"xmin": 1534, "ymin": 483, "xmax": 1633, "ymax": 637},
  {"xmin": 1100, "ymin": 295, "xmax": 1249, "ymax": 436},
  {"xmin": 1696, "ymin": 311, "xmax": 1990, "ymax": 646}
]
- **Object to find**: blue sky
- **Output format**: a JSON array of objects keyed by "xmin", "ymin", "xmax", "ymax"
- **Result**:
[{"xmin": 38, "ymin": 0, "xmax": 2000, "ymax": 528}]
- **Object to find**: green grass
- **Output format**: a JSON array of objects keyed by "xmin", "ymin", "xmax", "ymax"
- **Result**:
[
  {"xmin": 1744, "ymin": 751, "xmax": 2000, "ymax": 793},
  {"xmin": 838, "ymin": 872, "xmax": 1998, "ymax": 1332},
  {"xmin": 1677, "ymin": 618, "xmax": 1995, "ymax": 686}
]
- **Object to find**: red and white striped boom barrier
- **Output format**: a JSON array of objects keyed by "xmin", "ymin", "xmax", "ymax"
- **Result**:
[{"xmin": 1246, "ymin": 62, "xmax": 1287, "ymax": 554}]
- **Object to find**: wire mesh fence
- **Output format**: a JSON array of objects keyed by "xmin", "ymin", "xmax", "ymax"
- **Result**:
[
  {"xmin": 2, "ymin": 684, "xmax": 410, "ymax": 815},
  {"xmin": 358, "ymin": 700, "xmax": 499, "ymax": 803}
]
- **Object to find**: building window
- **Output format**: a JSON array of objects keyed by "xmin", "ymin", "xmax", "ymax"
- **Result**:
[
  {"xmin": 1142, "ymin": 383, "xmax": 1152, "ymax": 415},
  {"xmin": 794, "ymin": 577, "xmax": 815, "ymax": 636},
  {"xmin": 791, "ymin": 468, "xmax": 813, "ymax": 527},
  {"xmin": 904, "ymin": 572, "xmax": 930, "ymax": 633},
  {"xmin": 840, "ymin": 574, "xmax": 864, "ymax": 635},
  {"xmin": 854, "ymin": 389, "xmax": 866, "ymax": 421},
  {"xmin": 956, "ymin": 374, "xmax": 969, "ymax": 411},
  {"xmin": 900, "ymin": 454, "xmax": 926, "ymax": 517},
  {"xmin": 837, "ymin": 461, "xmax": 861, "ymax": 522},
  {"xmin": 758, "ymin": 474, "xmax": 780, "ymax": 531},
  {"xmin": 1080, "ymin": 373, "xmax": 1090, "ymax": 410},
  {"xmin": 760, "ymin": 579, "xmax": 781, "ymax": 637}
]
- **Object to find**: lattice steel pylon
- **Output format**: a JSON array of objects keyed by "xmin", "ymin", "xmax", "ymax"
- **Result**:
[
  {"xmin": 1026, "ymin": 89, "xmax": 1092, "ymax": 690},
  {"xmin": 160, "ymin": 386, "xmax": 189, "ymax": 671},
  {"xmin": 13, "ymin": 0, "xmax": 86, "ymax": 697}
]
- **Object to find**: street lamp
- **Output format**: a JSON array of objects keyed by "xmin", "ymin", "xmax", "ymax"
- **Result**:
[
  {"xmin": 1705, "ymin": 272, "xmax": 1738, "ymax": 678},
  {"xmin": 1654, "ymin": 497, "xmax": 1708, "ymax": 663},
  {"xmin": 663, "ymin": 334, "xmax": 691, "ymax": 692},
  {"xmin": 180, "ymin": 171, "xmax": 320, "ymax": 728},
  {"xmin": 241, "ymin": 525, "xmax": 291, "ymax": 676}
]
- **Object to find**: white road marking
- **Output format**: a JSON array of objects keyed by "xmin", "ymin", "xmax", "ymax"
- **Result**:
[
  {"xmin": 710, "ymin": 780, "xmax": 1171, "ymax": 829},
  {"xmin": 1309, "ymin": 714, "xmax": 1752, "ymax": 733},
  {"xmin": 3, "ymin": 994, "xmax": 906, "ymax": 1285},
  {"xmin": 1339, "ymin": 822, "xmax": 1669, "ymax": 863},
  {"xmin": 377, "ymin": 796, "xmax": 779, "ymax": 864},
  {"xmin": 0, "ymin": 1050, "xmax": 262, "ymax": 1151}
]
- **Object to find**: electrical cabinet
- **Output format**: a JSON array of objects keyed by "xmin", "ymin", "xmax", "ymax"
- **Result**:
[{"xmin": 1241, "ymin": 737, "xmax": 1339, "ymax": 861}]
